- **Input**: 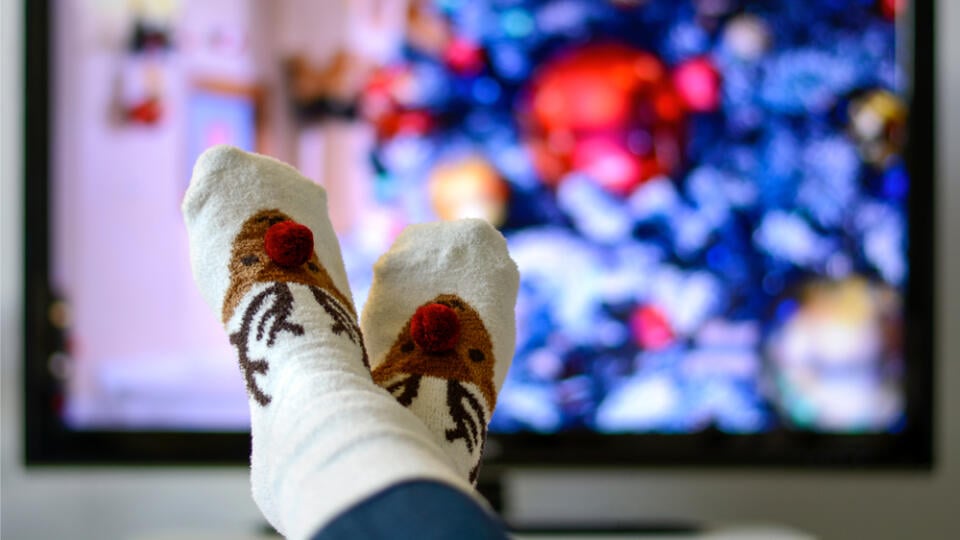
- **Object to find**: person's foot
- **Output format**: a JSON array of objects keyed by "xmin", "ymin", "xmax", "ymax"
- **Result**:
[
  {"xmin": 182, "ymin": 146, "xmax": 472, "ymax": 539},
  {"xmin": 361, "ymin": 219, "xmax": 519, "ymax": 484}
]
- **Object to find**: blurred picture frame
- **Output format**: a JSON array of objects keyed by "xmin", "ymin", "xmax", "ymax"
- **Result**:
[{"xmin": 186, "ymin": 79, "xmax": 267, "ymax": 184}]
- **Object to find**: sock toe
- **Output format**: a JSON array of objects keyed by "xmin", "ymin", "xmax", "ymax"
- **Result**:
[
  {"xmin": 182, "ymin": 145, "xmax": 353, "ymax": 319},
  {"xmin": 360, "ymin": 219, "xmax": 519, "ymax": 484},
  {"xmin": 362, "ymin": 218, "xmax": 519, "ymax": 391}
]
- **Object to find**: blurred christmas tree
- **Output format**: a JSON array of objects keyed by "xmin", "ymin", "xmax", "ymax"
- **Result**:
[{"xmin": 362, "ymin": 0, "xmax": 908, "ymax": 434}]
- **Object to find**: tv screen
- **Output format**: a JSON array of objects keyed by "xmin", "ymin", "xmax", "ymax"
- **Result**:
[{"xmin": 25, "ymin": 0, "xmax": 933, "ymax": 465}]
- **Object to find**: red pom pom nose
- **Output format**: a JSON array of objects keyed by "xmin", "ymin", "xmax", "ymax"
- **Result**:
[
  {"xmin": 410, "ymin": 303, "xmax": 461, "ymax": 353},
  {"xmin": 264, "ymin": 221, "xmax": 314, "ymax": 267}
]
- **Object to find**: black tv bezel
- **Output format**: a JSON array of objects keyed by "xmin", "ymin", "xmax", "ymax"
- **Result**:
[{"xmin": 23, "ymin": 0, "xmax": 935, "ymax": 468}]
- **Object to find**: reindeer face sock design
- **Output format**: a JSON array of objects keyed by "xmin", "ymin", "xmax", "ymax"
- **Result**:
[
  {"xmin": 223, "ymin": 209, "xmax": 366, "ymax": 406},
  {"xmin": 361, "ymin": 219, "xmax": 520, "ymax": 484},
  {"xmin": 372, "ymin": 294, "xmax": 497, "ymax": 480},
  {"xmin": 183, "ymin": 146, "xmax": 475, "ymax": 539}
]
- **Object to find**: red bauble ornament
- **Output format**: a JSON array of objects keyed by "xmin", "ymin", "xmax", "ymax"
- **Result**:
[
  {"xmin": 264, "ymin": 221, "xmax": 314, "ymax": 267},
  {"xmin": 529, "ymin": 44, "xmax": 657, "ymax": 133},
  {"xmin": 571, "ymin": 136, "xmax": 643, "ymax": 196},
  {"xmin": 410, "ymin": 303, "xmax": 461, "ymax": 353},
  {"xmin": 522, "ymin": 43, "xmax": 687, "ymax": 195}
]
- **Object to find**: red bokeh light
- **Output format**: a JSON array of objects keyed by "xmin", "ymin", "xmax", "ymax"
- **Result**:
[
  {"xmin": 672, "ymin": 57, "xmax": 722, "ymax": 113},
  {"xmin": 880, "ymin": 0, "xmax": 905, "ymax": 20},
  {"xmin": 444, "ymin": 37, "xmax": 486, "ymax": 75},
  {"xmin": 630, "ymin": 305, "xmax": 675, "ymax": 351},
  {"xmin": 127, "ymin": 98, "xmax": 163, "ymax": 124}
]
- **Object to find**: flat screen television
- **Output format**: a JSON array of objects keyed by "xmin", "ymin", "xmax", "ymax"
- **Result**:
[{"xmin": 24, "ymin": 0, "xmax": 934, "ymax": 470}]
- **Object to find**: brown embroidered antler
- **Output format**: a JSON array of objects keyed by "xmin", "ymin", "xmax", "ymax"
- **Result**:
[
  {"xmin": 385, "ymin": 374, "xmax": 423, "ymax": 407},
  {"xmin": 230, "ymin": 283, "xmax": 304, "ymax": 406},
  {"xmin": 309, "ymin": 285, "xmax": 369, "ymax": 369},
  {"xmin": 444, "ymin": 379, "xmax": 488, "ymax": 454}
]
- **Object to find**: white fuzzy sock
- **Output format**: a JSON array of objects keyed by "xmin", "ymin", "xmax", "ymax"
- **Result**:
[
  {"xmin": 361, "ymin": 219, "xmax": 520, "ymax": 484},
  {"xmin": 182, "ymin": 146, "xmax": 475, "ymax": 539}
]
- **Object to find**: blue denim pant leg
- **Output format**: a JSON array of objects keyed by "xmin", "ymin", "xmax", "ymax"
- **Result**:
[{"xmin": 310, "ymin": 480, "xmax": 510, "ymax": 540}]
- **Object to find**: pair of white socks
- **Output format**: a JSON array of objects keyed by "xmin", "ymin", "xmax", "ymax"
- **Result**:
[{"xmin": 182, "ymin": 146, "xmax": 519, "ymax": 539}]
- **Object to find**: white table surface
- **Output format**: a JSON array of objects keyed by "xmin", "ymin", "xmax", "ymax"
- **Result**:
[{"xmin": 134, "ymin": 523, "xmax": 816, "ymax": 540}]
